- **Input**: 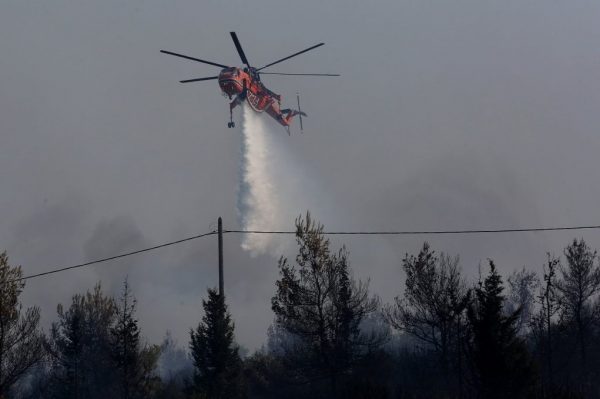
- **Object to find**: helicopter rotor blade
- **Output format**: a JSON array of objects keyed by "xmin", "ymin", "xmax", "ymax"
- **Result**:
[
  {"xmin": 230, "ymin": 32, "xmax": 250, "ymax": 67},
  {"xmin": 179, "ymin": 76, "xmax": 220, "ymax": 83},
  {"xmin": 160, "ymin": 50, "xmax": 229, "ymax": 69},
  {"xmin": 257, "ymin": 43, "xmax": 324, "ymax": 71},
  {"xmin": 259, "ymin": 72, "xmax": 340, "ymax": 76}
]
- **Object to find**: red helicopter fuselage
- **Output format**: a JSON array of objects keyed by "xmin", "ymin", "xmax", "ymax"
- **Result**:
[{"xmin": 218, "ymin": 67, "xmax": 297, "ymax": 127}]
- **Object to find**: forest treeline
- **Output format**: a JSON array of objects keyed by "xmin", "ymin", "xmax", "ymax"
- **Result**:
[{"xmin": 3, "ymin": 213, "xmax": 600, "ymax": 398}]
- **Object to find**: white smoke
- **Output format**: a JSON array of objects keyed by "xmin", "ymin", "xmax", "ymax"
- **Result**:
[{"xmin": 237, "ymin": 105, "xmax": 327, "ymax": 255}]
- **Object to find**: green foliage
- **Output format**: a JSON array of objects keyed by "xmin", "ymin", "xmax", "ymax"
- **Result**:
[
  {"xmin": 112, "ymin": 278, "xmax": 140, "ymax": 398},
  {"xmin": 531, "ymin": 254, "xmax": 561, "ymax": 393},
  {"xmin": 557, "ymin": 239, "xmax": 600, "ymax": 370},
  {"xmin": 244, "ymin": 350, "xmax": 289, "ymax": 399},
  {"xmin": 189, "ymin": 288, "xmax": 243, "ymax": 399},
  {"xmin": 14, "ymin": 227, "xmax": 600, "ymax": 399},
  {"xmin": 385, "ymin": 243, "xmax": 468, "ymax": 369},
  {"xmin": 50, "ymin": 283, "xmax": 116, "ymax": 399},
  {"xmin": 49, "ymin": 281, "xmax": 160, "ymax": 399},
  {"xmin": 466, "ymin": 261, "xmax": 535, "ymax": 399},
  {"xmin": 0, "ymin": 251, "xmax": 45, "ymax": 396},
  {"xmin": 112, "ymin": 278, "xmax": 161, "ymax": 398},
  {"xmin": 385, "ymin": 243, "xmax": 469, "ymax": 397},
  {"xmin": 271, "ymin": 213, "xmax": 382, "ymax": 396}
]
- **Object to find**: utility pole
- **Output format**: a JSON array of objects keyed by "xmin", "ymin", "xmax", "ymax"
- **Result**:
[{"xmin": 218, "ymin": 217, "xmax": 224, "ymax": 297}]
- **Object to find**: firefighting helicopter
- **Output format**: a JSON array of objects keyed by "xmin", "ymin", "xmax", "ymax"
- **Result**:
[{"xmin": 161, "ymin": 32, "xmax": 338, "ymax": 132}]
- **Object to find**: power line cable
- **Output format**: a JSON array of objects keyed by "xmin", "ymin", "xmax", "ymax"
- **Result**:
[
  {"xmin": 11, "ymin": 223, "xmax": 600, "ymax": 283},
  {"xmin": 12, "ymin": 230, "xmax": 217, "ymax": 282},
  {"xmin": 224, "ymin": 224, "xmax": 600, "ymax": 235}
]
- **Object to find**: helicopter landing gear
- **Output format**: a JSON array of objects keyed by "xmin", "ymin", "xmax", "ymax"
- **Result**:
[{"xmin": 228, "ymin": 109, "xmax": 235, "ymax": 128}]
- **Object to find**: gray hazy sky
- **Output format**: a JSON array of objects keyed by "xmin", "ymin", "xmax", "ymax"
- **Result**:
[{"xmin": 2, "ymin": 0, "xmax": 600, "ymax": 350}]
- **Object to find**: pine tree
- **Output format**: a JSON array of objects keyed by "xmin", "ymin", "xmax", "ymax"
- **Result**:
[
  {"xmin": 112, "ymin": 278, "xmax": 140, "ymax": 399},
  {"xmin": 531, "ymin": 254, "xmax": 560, "ymax": 394},
  {"xmin": 385, "ymin": 243, "xmax": 468, "ymax": 388},
  {"xmin": 556, "ymin": 239, "xmax": 600, "ymax": 377},
  {"xmin": 50, "ymin": 281, "xmax": 160, "ymax": 399},
  {"xmin": 466, "ymin": 261, "xmax": 534, "ymax": 399},
  {"xmin": 271, "ymin": 213, "xmax": 382, "ymax": 396},
  {"xmin": 50, "ymin": 284, "xmax": 117, "ymax": 399},
  {"xmin": 111, "ymin": 278, "xmax": 160, "ymax": 399},
  {"xmin": 0, "ymin": 251, "xmax": 45, "ymax": 396},
  {"xmin": 189, "ymin": 288, "xmax": 243, "ymax": 399}
]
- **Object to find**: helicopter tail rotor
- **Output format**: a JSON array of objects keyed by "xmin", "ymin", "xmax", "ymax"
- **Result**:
[{"xmin": 296, "ymin": 93, "xmax": 304, "ymax": 132}]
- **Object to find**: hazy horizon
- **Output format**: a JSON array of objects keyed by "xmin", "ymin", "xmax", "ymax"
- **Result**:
[{"xmin": 2, "ymin": 0, "xmax": 600, "ymax": 350}]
